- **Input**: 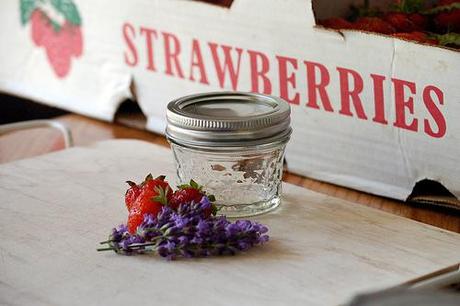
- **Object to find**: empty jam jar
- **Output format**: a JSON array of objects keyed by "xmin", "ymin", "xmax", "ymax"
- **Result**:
[{"xmin": 166, "ymin": 92, "xmax": 292, "ymax": 217}]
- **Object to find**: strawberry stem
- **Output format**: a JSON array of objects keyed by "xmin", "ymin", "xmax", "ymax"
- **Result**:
[
  {"xmin": 99, "ymin": 239, "xmax": 115, "ymax": 245},
  {"xmin": 97, "ymin": 247, "xmax": 114, "ymax": 252}
]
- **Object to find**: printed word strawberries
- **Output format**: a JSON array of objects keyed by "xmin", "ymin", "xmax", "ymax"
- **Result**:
[{"xmin": 21, "ymin": 0, "xmax": 83, "ymax": 78}]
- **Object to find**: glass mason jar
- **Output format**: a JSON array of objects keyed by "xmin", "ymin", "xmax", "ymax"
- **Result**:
[{"xmin": 166, "ymin": 92, "xmax": 291, "ymax": 217}]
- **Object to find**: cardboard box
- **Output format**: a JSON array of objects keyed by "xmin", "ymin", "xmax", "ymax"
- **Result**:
[{"xmin": 1, "ymin": 0, "xmax": 459, "ymax": 200}]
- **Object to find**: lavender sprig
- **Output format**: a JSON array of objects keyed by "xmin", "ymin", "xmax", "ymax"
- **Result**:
[{"xmin": 98, "ymin": 196, "xmax": 269, "ymax": 260}]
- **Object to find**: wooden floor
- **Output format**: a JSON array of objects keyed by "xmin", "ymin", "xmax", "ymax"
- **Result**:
[{"xmin": 1, "ymin": 114, "xmax": 459, "ymax": 233}]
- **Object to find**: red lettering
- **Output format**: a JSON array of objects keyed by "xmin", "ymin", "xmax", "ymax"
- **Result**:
[
  {"xmin": 305, "ymin": 61, "xmax": 333, "ymax": 112},
  {"xmin": 162, "ymin": 32, "xmax": 185, "ymax": 78},
  {"xmin": 189, "ymin": 39, "xmax": 209, "ymax": 85},
  {"xmin": 337, "ymin": 67, "xmax": 367, "ymax": 120},
  {"xmin": 371, "ymin": 74, "xmax": 388, "ymax": 124},
  {"xmin": 393, "ymin": 78, "xmax": 418, "ymax": 132},
  {"xmin": 208, "ymin": 43, "xmax": 243, "ymax": 90},
  {"xmin": 123, "ymin": 23, "xmax": 137, "ymax": 67},
  {"xmin": 276, "ymin": 56, "xmax": 299, "ymax": 105},
  {"xmin": 423, "ymin": 85, "xmax": 446, "ymax": 138},
  {"xmin": 248, "ymin": 50, "xmax": 271, "ymax": 94},
  {"xmin": 140, "ymin": 27, "xmax": 158, "ymax": 71}
]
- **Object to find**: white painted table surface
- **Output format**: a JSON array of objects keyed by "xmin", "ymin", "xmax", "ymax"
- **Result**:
[{"xmin": 0, "ymin": 140, "xmax": 459, "ymax": 306}]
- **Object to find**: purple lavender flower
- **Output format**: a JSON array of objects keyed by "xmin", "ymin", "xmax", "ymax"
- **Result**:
[
  {"xmin": 111, "ymin": 224, "xmax": 128, "ymax": 241},
  {"xmin": 98, "ymin": 196, "xmax": 269, "ymax": 260}
]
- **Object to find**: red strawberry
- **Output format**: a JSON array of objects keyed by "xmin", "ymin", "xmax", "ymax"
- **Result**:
[
  {"xmin": 125, "ymin": 181, "xmax": 141, "ymax": 211},
  {"xmin": 439, "ymin": 0, "xmax": 460, "ymax": 5},
  {"xmin": 170, "ymin": 180, "xmax": 217, "ymax": 217},
  {"xmin": 126, "ymin": 175, "xmax": 172, "ymax": 234},
  {"xmin": 393, "ymin": 31, "xmax": 439, "ymax": 45},
  {"xmin": 353, "ymin": 17, "xmax": 396, "ymax": 34},
  {"xmin": 170, "ymin": 188, "xmax": 204, "ymax": 210},
  {"xmin": 408, "ymin": 13, "xmax": 428, "ymax": 31},
  {"xmin": 124, "ymin": 174, "xmax": 163, "ymax": 212},
  {"xmin": 127, "ymin": 211, "xmax": 145, "ymax": 235},
  {"xmin": 384, "ymin": 12, "xmax": 416, "ymax": 32},
  {"xmin": 434, "ymin": 9, "xmax": 460, "ymax": 32},
  {"xmin": 380, "ymin": 0, "xmax": 428, "ymax": 32},
  {"xmin": 318, "ymin": 18, "xmax": 353, "ymax": 30},
  {"xmin": 431, "ymin": 0, "xmax": 460, "ymax": 32}
]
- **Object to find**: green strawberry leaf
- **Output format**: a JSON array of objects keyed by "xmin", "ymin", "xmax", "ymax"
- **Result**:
[
  {"xmin": 349, "ymin": 0, "xmax": 381, "ymax": 21},
  {"xmin": 423, "ymin": 3, "xmax": 460, "ymax": 15},
  {"xmin": 126, "ymin": 181, "xmax": 137, "ymax": 187},
  {"xmin": 433, "ymin": 32, "xmax": 460, "ymax": 47},
  {"xmin": 178, "ymin": 179, "xmax": 203, "ymax": 191},
  {"xmin": 50, "ymin": 0, "xmax": 81, "ymax": 26},
  {"xmin": 391, "ymin": 0, "xmax": 425, "ymax": 13},
  {"xmin": 152, "ymin": 186, "xmax": 170, "ymax": 206},
  {"xmin": 189, "ymin": 179, "xmax": 200, "ymax": 190},
  {"xmin": 20, "ymin": 0, "xmax": 37, "ymax": 25}
]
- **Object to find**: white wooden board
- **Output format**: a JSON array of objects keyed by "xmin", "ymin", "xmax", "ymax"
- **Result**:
[{"xmin": 0, "ymin": 140, "xmax": 459, "ymax": 306}]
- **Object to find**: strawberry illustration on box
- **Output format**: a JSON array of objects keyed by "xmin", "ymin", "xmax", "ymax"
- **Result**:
[{"xmin": 20, "ymin": 0, "xmax": 83, "ymax": 78}]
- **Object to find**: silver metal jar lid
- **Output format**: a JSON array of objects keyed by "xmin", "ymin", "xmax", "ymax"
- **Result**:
[{"xmin": 166, "ymin": 92, "xmax": 292, "ymax": 148}]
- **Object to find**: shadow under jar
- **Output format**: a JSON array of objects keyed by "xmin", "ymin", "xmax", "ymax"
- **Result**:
[{"xmin": 166, "ymin": 92, "xmax": 292, "ymax": 217}]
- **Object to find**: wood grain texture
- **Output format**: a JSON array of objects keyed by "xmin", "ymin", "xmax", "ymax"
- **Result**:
[
  {"xmin": 1, "ymin": 114, "xmax": 459, "ymax": 233},
  {"xmin": 0, "ymin": 139, "xmax": 459, "ymax": 306}
]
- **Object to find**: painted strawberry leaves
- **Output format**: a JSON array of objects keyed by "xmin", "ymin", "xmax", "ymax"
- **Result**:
[{"xmin": 21, "ymin": 0, "xmax": 81, "ymax": 28}]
